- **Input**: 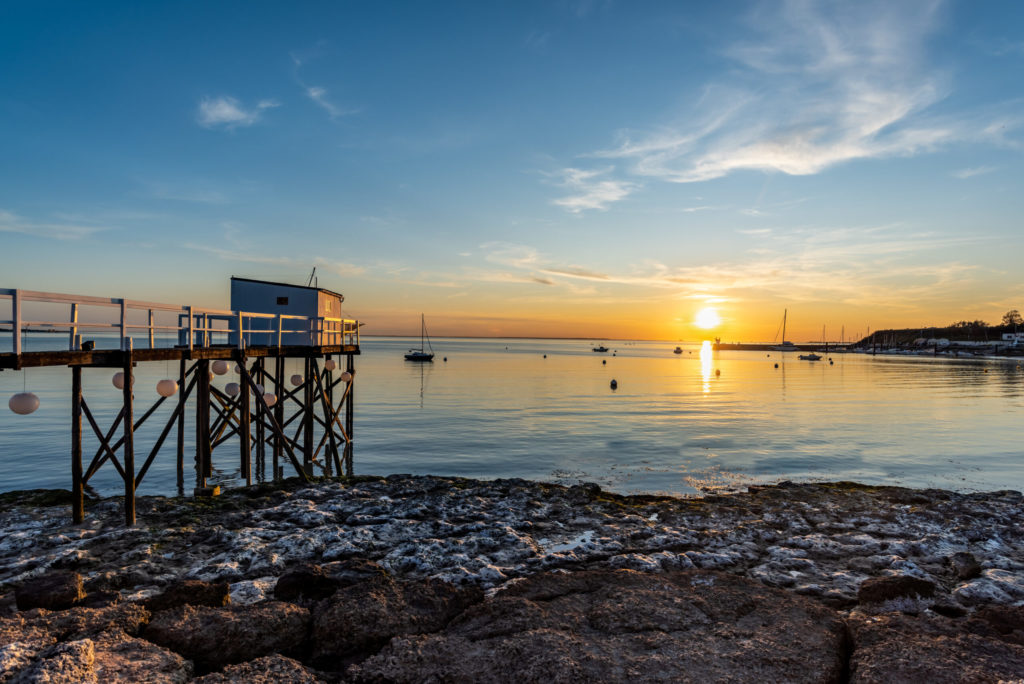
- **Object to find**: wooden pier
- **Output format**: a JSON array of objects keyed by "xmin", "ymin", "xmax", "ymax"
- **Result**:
[{"xmin": 1, "ymin": 287, "xmax": 360, "ymax": 525}]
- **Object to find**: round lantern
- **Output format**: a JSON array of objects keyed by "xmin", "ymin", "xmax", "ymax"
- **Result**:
[
  {"xmin": 254, "ymin": 384, "xmax": 264, "ymax": 395},
  {"xmin": 340, "ymin": 371, "xmax": 353, "ymax": 382},
  {"xmin": 234, "ymin": 364, "xmax": 242, "ymax": 374},
  {"xmin": 112, "ymin": 372, "xmax": 135, "ymax": 390},
  {"xmin": 225, "ymin": 382, "xmax": 240, "ymax": 397},
  {"xmin": 212, "ymin": 360, "xmax": 229, "ymax": 375},
  {"xmin": 9, "ymin": 392, "xmax": 40, "ymax": 415},
  {"xmin": 156, "ymin": 379, "xmax": 178, "ymax": 397},
  {"xmin": 263, "ymin": 392, "xmax": 278, "ymax": 407},
  {"xmin": 324, "ymin": 359, "xmax": 337, "ymax": 371},
  {"xmin": 290, "ymin": 374, "xmax": 303, "ymax": 386}
]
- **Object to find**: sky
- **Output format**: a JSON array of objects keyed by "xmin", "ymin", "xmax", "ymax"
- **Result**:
[{"xmin": 2, "ymin": 0, "xmax": 1023, "ymax": 342}]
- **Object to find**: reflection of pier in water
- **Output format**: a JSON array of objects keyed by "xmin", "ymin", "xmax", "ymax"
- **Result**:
[{"xmin": 1, "ymin": 286, "xmax": 360, "ymax": 525}]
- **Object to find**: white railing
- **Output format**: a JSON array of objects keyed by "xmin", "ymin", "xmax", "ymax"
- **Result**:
[{"xmin": 0, "ymin": 288, "xmax": 359, "ymax": 354}]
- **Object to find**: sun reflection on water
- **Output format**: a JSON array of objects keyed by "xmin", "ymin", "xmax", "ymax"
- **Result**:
[{"xmin": 700, "ymin": 340, "xmax": 712, "ymax": 393}]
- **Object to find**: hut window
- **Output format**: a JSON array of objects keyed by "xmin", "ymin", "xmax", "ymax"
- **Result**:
[{"xmin": 276, "ymin": 296, "xmax": 289, "ymax": 305}]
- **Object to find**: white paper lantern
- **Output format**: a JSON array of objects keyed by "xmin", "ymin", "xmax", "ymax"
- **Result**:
[
  {"xmin": 340, "ymin": 371, "xmax": 353, "ymax": 382},
  {"xmin": 234, "ymin": 364, "xmax": 242, "ymax": 374},
  {"xmin": 112, "ymin": 372, "xmax": 135, "ymax": 390},
  {"xmin": 263, "ymin": 392, "xmax": 277, "ymax": 407},
  {"xmin": 9, "ymin": 392, "xmax": 39, "ymax": 415},
  {"xmin": 290, "ymin": 374, "xmax": 303, "ymax": 386},
  {"xmin": 225, "ymin": 382, "xmax": 240, "ymax": 397},
  {"xmin": 254, "ymin": 384, "xmax": 265, "ymax": 395},
  {"xmin": 324, "ymin": 359, "xmax": 337, "ymax": 371},
  {"xmin": 156, "ymin": 379, "xmax": 178, "ymax": 397},
  {"xmin": 212, "ymin": 360, "xmax": 229, "ymax": 375}
]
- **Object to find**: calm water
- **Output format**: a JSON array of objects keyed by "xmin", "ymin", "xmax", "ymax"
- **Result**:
[{"xmin": 1, "ymin": 336, "xmax": 1023, "ymax": 497}]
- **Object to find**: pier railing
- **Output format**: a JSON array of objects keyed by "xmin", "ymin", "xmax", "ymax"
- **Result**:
[{"xmin": 0, "ymin": 288, "xmax": 359, "ymax": 354}]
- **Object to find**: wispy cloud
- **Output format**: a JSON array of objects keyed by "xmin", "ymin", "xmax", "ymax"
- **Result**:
[
  {"xmin": 305, "ymin": 86, "xmax": 355, "ymax": 119},
  {"xmin": 550, "ymin": 167, "xmax": 636, "ymax": 213},
  {"xmin": 591, "ymin": 1, "xmax": 988, "ymax": 183},
  {"xmin": 952, "ymin": 165, "xmax": 995, "ymax": 179},
  {"xmin": 197, "ymin": 96, "xmax": 279, "ymax": 129},
  {"xmin": 0, "ymin": 210, "xmax": 106, "ymax": 240}
]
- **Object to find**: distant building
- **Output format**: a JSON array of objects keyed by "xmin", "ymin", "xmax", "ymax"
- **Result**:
[
  {"xmin": 1002, "ymin": 332, "xmax": 1024, "ymax": 342},
  {"xmin": 229, "ymin": 276, "xmax": 345, "ymax": 346}
]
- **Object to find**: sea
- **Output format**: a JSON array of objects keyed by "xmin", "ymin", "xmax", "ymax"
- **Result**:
[{"xmin": 2, "ymin": 336, "xmax": 1023, "ymax": 497}]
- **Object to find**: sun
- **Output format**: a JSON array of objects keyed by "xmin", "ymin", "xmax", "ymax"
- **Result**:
[{"xmin": 695, "ymin": 307, "xmax": 721, "ymax": 329}]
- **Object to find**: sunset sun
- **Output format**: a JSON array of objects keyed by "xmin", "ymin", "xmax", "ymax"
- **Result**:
[{"xmin": 695, "ymin": 307, "xmax": 721, "ymax": 329}]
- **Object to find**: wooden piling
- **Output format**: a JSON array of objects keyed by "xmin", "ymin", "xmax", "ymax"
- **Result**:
[
  {"xmin": 303, "ymin": 356, "xmax": 314, "ymax": 473},
  {"xmin": 176, "ymin": 357, "xmax": 186, "ymax": 494},
  {"xmin": 71, "ymin": 365, "xmax": 83, "ymax": 524},
  {"xmin": 122, "ymin": 346, "xmax": 136, "ymax": 526},
  {"xmin": 273, "ymin": 356, "xmax": 283, "ymax": 480},
  {"xmin": 345, "ymin": 353, "xmax": 354, "ymax": 476},
  {"xmin": 239, "ymin": 354, "xmax": 251, "ymax": 485}
]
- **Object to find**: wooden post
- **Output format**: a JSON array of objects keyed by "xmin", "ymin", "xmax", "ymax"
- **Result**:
[
  {"xmin": 69, "ymin": 303, "xmax": 79, "ymax": 351},
  {"xmin": 122, "ymin": 341, "xmax": 136, "ymax": 526},
  {"xmin": 176, "ymin": 357, "xmax": 186, "ymax": 494},
  {"xmin": 195, "ymin": 359, "xmax": 212, "ymax": 488},
  {"xmin": 12, "ymin": 289, "xmax": 21, "ymax": 356},
  {"xmin": 273, "ymin": 356, "xmax": 283, "ymax": 479},
  {"xmin": 303, "ymin": 356, "xmax": 314, "ymax": 473},
  {"xmin": 256, "ymin": 357, "xmax": 265, "ymax": 480},
  {"xmin": 119, "ymin": 299, "xmax": 128, "ymax": 350},
  {"xmin": 148, "ymin": 309, "xmax": 155, "ymax": 349},
  {"xmin": 239, "ymin": 354, "xmax": 251, "ymax": 485},
  {"xmin": 71, "ymin": 365, "xmax": 84, "ymax": 524},
  {"xmin": 345, "ymin": 353, "xmax": 354, "ymax": 476}
]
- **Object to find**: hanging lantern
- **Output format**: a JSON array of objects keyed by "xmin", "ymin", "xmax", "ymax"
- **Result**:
[
  {"xmin": 290, "ymin": 374, "xmax": 303, "ymax": 386},
  {"xmin": 263, "ymin": 392, "xmax": 278, "ymax": 407},
  {"xmin": 225, "ymin": 382, "xmax": 240, "ymax": 397},
  {"xmin": 112, "ymin": 372, "xmax": 135, "ymax": 390},
  {"xmin": 340, "ymin": 371, "xmax": 353, "ymax": 382},
  {"xmin": 324, "ymin": 359, "xmax": 337, "ymax": 371},
  {"xmin": 156, "ymin": 379, "xmax": 178, "ymax": 397},
  {"xmin": 234, "ymin": 364, "xmax": 242, "ymax": 374},
  {"xmin": 212, "ymin": 360, "xmax": 229, "ymax": 375},
  {"xmin": 254, "ymin": 384, "xmax": 265, "ymax": 395},
  {"xmin": 9, "ymin": 392, "xmax": 40, "ymax": 415}
]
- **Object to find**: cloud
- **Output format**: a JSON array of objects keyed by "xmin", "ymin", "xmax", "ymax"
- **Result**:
[
  {"xmin": 0, "ymin": 210, "xmax": 106, "ymax": 240},
  {"xmin": 197, "ymin": 96, "xmax": 279, "ymax": 129},
  {"xmin": 952, "ymin": 165, "xmax": 995, "ymax": 179},
  {"xmin": 305, "ymin": 86, "xmax": 354, "ymax": 119},
  {"xmin": 592, "ymin": 0, "xmax": 975, "ymax": 183},
  {"xmin": 551, "ymin": 167, "xmax": 636, "ymax": 213}
]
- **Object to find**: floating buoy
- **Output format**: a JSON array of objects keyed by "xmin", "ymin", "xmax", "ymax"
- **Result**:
[
  {"xmin": 324, "ymin": 359, "xmax": 337, "ymax": 371},
  {"xmin": 112, "ymin": 372, "xmax": 134, "ymax": 390},
  {"xmin": 829, "ymin": 360, "xmax": 834, "ymax": 365},
  {"xmin": 290, "ymin": 374, "xmax": 303, "ymax": 386},
  {"xmin": 340, "ymin": 371, "xmax": 353, "ymax": 382},
  {"xmin": 610, "ymin": 379, "xmax": 618, "ymax": 390},
  {"xmin": 774, "ymin": 363, "xmax": 779, "ymax": 368},
  {"xmin": 263, "ymin": 392, "xmax": 277, "ymax": 407},
  {"xmin": 602, "ymin": 359, "xmax": 606, "ymax": 365},
  {"xmin": 543, "ymin": 354, "xmax": 547, "ymax": 358},
  {"xmin": 9, "ymin": 392, "xmax": 39, "ymax": 415},
  {"xmin": 715, "ymin": 369, "xmax": 721, "ymax": 376},
  {"xmin": 225, "ymin": 382, "xmax": 240, "ymax": 397},
  {"xmin": 443, "ymin": 357, "xmax": 447, "ymax": 362},
  {"xmin": 156, "ymin": 379, "xmax": 178, "ymax": 397},
  {"xmin": 211, "ymin": 360, "xmax": 229, "ymax": 375},
  {"xmin": 254, "ymin": 384, "xmax": 265, "ymax": 395}
]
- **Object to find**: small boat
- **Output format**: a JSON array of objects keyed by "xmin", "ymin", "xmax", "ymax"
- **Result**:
[
  {"xmin": 405, "ymin": 314, "xmax": 434, "ymax": 362},
  {"xmin": 771, "ymin": 309, "xmax": 799, "ymax": 351},
  {"xmin": 798, "ymin": 353, "xmax": 822, "ymax": 361},
  {"xmin": 592, "ymin": 345, "xmax": 609, "ymax": 353},
  {"xmin": 673, "ymin": 346, "xmax": 683, "ymax": 354}
]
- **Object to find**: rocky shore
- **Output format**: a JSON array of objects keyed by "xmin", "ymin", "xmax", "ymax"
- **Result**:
[{"xmin": 1, "ymin": 475, "xmax": 1023, "ymax": 681}]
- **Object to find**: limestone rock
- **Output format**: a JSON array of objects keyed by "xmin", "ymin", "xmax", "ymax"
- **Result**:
[
  {"xmin": 193, "ymin": 654, "xmax": 325, "ymax": 683},
  {"xmin": 352, "ymin": 569, "xmax": 848, "ymax": 683},
  {"xmin": 312, "ymin": 574, "xmax": 483, "ymax": 663},
  {"xmin": 144, "ymin": 579, "xmax": 230, "ymax": 612},
  {"xmin": 857, "ymin": 575, "xmax": 935, "ymax": 604},
  {"xmin": 10, "ymin": 638, "xmax": 95, "ymax": 683},
  {"xmin": 948, "ymin": 551, "xmax": 982, "ymax": 580},
  {"xmin": 274, "ymin": 564, "xmax": 339, "ymax": 603},
  {"xmin": 145, "ymin": 601, "xmax": 309, "ymax": 671},
  {"xmin": 14, "ymin": 572, "xmax": 84, "ymax": 612},
  {"xmin": 849, "ymin": 612, "xmax": 1024, "ymax": 683}
]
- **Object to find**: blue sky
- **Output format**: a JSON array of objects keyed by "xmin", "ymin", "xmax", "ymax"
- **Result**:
[{"xmin": 2, "ymin": 0, "xmax": 1023, "ymax": 340}]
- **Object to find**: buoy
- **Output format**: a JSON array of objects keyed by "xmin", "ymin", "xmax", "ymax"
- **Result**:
[
  {"xmin": 263, "ymin": 392, "xmax": 277, "ymax": 407},
  {"xmin": 112, "ymin": 372, "xmax": 134, "ymax": 390},
  {"xmin": 156, "ymin": 379, "xmax": 178, "ymax": 397},
  {"xmin": 211, "ymin": 360, "xmax": 229, "ymax": 375},
  {"xmin": 225, "ymin": 383, "xmax": 240, "ymax": 397},
  {"xmin": 715, "ymin": 369, "xmax": 721, "ymax": 376},
  {"xmin": 984, "ymin": 369, "xmax": 989, "ymax": 373},
  {"xmin": 340, "ymin": 371, "xmax": 353, "ymax": 382},
  {"xmin": 324, "ymin": 359, "xmax": 337, "ymax": 371},
  {"xmin": 610, "ymin": 379, "xmax": 618, "ymax": 390},
  {"xmin": 829, "ymin": 360, "xmax": 834, "ymax": 365},
  {"xmin": 767, "ymin": 354, "xmax": 770, "ymax": 357},
  {"xmin": 543, "ymin": 354, "xmax": 547, "ymax": 358},
  {"xmin": 9, "ymin": 392, "xmax": 39, "ymax": 415},
  {"xmin": 290, "ymin": 374, "xmax": 303, "ymax": 386},
  {"xmin": 774, "ymin": 363, "xmax": 779, "ymax": 368},
  {"xmin": 443, "ymin": 357, "xmax": 447, "ymax": 362},
  {"xmin": 602, "ymin": 359, "xmax": 606, "ymax": 365}
]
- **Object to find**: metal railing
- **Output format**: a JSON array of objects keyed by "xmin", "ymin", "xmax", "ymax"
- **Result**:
[{"xmin": 0, "ymin": 288, "xmax": 359, "ymax": 354}]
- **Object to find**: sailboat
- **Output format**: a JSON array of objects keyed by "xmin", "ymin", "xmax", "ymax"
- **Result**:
[
  {"xmin": 771, "ymin": 309, "xmax": 798, "ymax": 352},
  {"xmin": 404, "ymin": 314, "xmax": 435, "ymax": 362}
]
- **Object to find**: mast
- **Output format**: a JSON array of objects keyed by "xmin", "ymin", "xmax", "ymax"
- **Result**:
[
  {"xmin": 420, "ymin": 313, "xmax": 425, "ymax": 350},
  {"xmin": 782, "ymin": 309, "xmax": 787, "ymax": 343}
]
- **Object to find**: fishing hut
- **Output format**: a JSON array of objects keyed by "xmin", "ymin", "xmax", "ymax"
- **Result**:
[{"xmin": 0, "ymin": 279, "xmax": 361, "ymax": 525}]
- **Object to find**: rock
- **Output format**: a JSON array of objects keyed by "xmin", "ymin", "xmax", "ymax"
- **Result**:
[
  {"xmin": 857, "ymin": 575, "xmax": 935, "ymax": 604},
  {"xmin": 312, "ymin": 574, "xmax": 483, "ymax": 663},
  {"xmin": 2, "ymin": 602, "xmax": 151, "ymax": 642},
  {"xmin": 145, "ymin": 601, "xmax": 309, "ymax": 671},
  {"xmin": 849, "ymin": 612, "xmax": 1024, "ymax": 682},
  {"xmin": 948, "ymin": 551, "xmax": 982, "ymax": 580},
  {"xmin": 321, "ymin": 559, "xmax": 388, "ymax": 588},
  {"xmin": 10, "ymin": 638, "xmax": 96, "ymax": 683},
  {"xmin": 193, "ymin": 654, "xmax": 325, "ymax": 683},
  {"xmin": 14, "ymin": 572, "xmax": 84, "ymax": 611},
  {"xmin": 144, "ymin": 579, "xmax": 230, "ymax": 612},
  {"xmin": 352, "ymin": 569, "xmax": 848, "ymax": 683},
  {"xmin": 967, "ymin": 605, "xmax": 1024, "ymax": 646},
  {"xmin": 274, "ymin": 565, "xmax": 339, "ymax": 603}
]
